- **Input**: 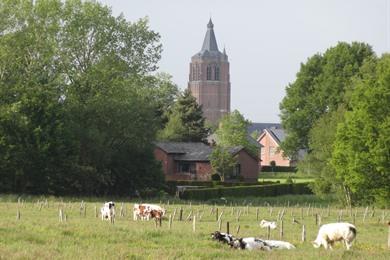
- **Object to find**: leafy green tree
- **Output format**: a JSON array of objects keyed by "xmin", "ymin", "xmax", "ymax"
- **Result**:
[
  {"xmin": 215, "ymin": 110, "xmax": 259, "ymax": 157},
  {"xmin": 209, "ymin": 146, "xmax": 237, "ymax": 182},
  {"xmin": 280, "ymin": 42, "xmax": 375, "ymax": 157},
  {"xmin": 331, "ymin": 55, "xmax": 390, "ymax": 207},
  {"xmin": 0, "ymin": 0, "xmax": 164, "ymax": 195},
  {"xmin": 158, "ymin": 89, "xmax": 208, "ymax": 142}
]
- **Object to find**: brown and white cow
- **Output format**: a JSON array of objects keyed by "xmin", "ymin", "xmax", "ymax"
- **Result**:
[{"xmin": 133, "ymin": 203, "xmax": 165, "ymax": 221}]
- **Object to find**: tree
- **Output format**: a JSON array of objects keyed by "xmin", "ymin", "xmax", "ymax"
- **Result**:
[
  {"xmin": 158, "ymin": 89, "xmax": 209, "ymax": 142},
  {"xmin": 331, "ymin": 55, "xmax": 390, "ymax": 207},
  {"xmin": 215, "ymin": 110, "xmax": 259, "ymax": 157},
  {"xmin": 209, "ymin": 146, "xmax": 237, "ymax": 182},
  {"xmin": 0, "ymin": 0, "xmax": 164, "ymax": 195},
  {"xmin": 280, "ymin": 42, "xmax": 375, "ymax": 157}
]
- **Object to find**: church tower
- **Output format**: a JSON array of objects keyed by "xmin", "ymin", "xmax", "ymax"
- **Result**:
[{"xmin": 188, "ymin": 19, "xmax": 231, "ymax": 124}]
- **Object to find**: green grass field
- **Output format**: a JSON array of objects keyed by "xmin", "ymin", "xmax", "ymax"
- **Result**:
[{"xmin": 0, "ymin": 195, "xmax": 389, "ymax": 259}]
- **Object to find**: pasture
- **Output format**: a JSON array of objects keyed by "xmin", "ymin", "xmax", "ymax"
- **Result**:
[{"xmin": 0, "ymin": 195, "xmax": 389, "ymax": 259}]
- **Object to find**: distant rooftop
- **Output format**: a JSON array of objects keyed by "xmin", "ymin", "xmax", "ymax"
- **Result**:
[{"xmin": 247, "ymin": 123, "xmax": 281, "ymax": 135}]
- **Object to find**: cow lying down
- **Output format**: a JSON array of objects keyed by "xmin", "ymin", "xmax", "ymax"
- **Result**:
[
  {"xmin": 211, "ymin": 231, "xmax": 295, "ymax": 251},
  {"xmin": 231, "ymin": 237, "xmax": 296, "ymax": 251},
  {"xmin": 312, "ymin": 222, "xmax": 357, "ymax": 250}
]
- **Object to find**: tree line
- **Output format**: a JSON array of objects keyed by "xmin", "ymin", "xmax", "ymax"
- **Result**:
[{"xmin": 280, "ymin": 42, "xmax": 390, "ymax": 207}]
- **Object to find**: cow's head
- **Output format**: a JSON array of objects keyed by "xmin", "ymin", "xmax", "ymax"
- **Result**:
[{"xmin": 312, "ymin": 240, "xmax": 321, "ymax": 248}]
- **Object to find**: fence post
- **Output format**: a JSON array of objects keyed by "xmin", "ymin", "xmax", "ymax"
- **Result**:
[
  {"xmin": 236, "ymin": 225, "xmax": 240, "ymax": 235},
  {"xmin": 280, "ymin": 220, "xmax": 284, "ymax": 239},
  {"xmin": 95, "ymin": 205, "xmax": 98, "ymax": 218},
  {"xmin": 387, "ymin": 222, "xmax": 390, "ymax": 249},
  {"xmin": 168, "ymin": 214, "xmax": 172, "ymax": 229},
  {"xmin": 16, "ymin": 208, "xmax": 20, "ymax": 221},
  {"xmin": 179, "ymin": 207, "xmax": 183, "ymax": 221},
  {"xmin": 256, "ymin": 208, "xmax": 259, "ymax": 221},
  {"xmin": 302, "ymin": 225, "xmax": 306, "ymax": 242},
  {"xmin": 216, "ymin": 208, "xmax": 219, "ymax": 221},
  {"xmin": 193, "ymin": 216, "xmax": 196, "ymax": 232},
  {"xmin": 267, "ymin": 226, "xmax": 270, "ymax": 240},
  {"xmin": 226, "ymin": 221, "xmax": 230, "ymax": 234}
]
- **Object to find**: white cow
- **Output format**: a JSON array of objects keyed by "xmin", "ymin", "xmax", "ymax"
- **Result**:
[
  {"xmin": 101, "ymin": 201, "xmax": 115, "ymax": 223},
  {"xmin": 264, "ymin": 240, "xmax": 296, "ymax": 250},
  {"xmin": 230, "ymin": 237, "xmax": 272, "ymax": 251},
  {"xmin": 312, "ymin": 222, "xmax": 357, "ymax": 250},
  {"xmin": 260, "ymin": 219, "xmax": 277, "ymax": 229}
]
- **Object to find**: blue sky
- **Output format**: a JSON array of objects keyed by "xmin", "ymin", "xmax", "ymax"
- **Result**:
[{"xmin": 99, "ymin": 0, "xmax": 389, "ymax": 123}]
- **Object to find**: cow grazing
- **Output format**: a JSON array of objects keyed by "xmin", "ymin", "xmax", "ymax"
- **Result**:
[
  {"xmin": 133, "ymin": 203, "xmax": 165, "ymax": 221},
  {"xmin": 312, "ymin": 222, "xmax": 357, "ymax": 250},
  {"xmin": 260, "ymin": 219, "xmax": 277, "ymax": 230},
  {"xmin": 101, "ymin": 201, "xmax": 115, "ymax": 223},
  {"xmin": 264, "ymin": 240, "xmax": 296, "ymax": 250},
  {"xmin": 230, "ymin": 237, "xmax": 272, "ymax": 251},
  {"xmin": 211, "ymin": 231, "xmax": 235, "ymax": 244}
]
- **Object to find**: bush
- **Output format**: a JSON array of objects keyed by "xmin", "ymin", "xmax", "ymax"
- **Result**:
[
  {"xmin": 211, "ymin": 174, "xmax": 221, "ymax": 181},
  {"xmin": 180, "ymin": 183, "xmax": 312, "ymax": 200},
  {"xmin": 261, "ymin": 166, "xmax": 297, "ymax": 172},
  {"xmin": 285, "ymin": 176, "xmax": 294, "ymax": 184}
]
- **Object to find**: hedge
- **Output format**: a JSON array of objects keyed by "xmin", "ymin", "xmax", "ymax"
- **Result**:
[
  {"xmin": 179, "ymin": 183, "xmax": 312, "ymax": 200},
  {"xmin": 261, "ymin": 166, "xmax": 297, "ymax": 172}
]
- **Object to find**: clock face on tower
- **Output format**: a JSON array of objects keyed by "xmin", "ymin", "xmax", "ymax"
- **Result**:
[{"xmin": 188, "ymin": 19, "xmax": 231, "ymax": 125}]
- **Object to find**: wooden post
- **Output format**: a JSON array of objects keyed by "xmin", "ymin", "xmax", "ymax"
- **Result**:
[
  {"xmin": 236, "ymin": 225, "xmax": 240, "ymax": 235},
  {"xmin": 168, "ymin": 214, "xmax": 172, "ymax": 229},
  {"xmin": 302, "ymin": 225, "xmax": 306, "ymax": 242},
  {"xmin": 185, "ymin": 210, "xmax": 192, "ymax": 221},
  {"xmin": 327, "ymin": 204, "xmax": 330, "ymax": 217},
  {"xmin": 267, "ymin": 226, "xmax": 270, "ymax": 239},
  {"xmin": 179, "ymin": 208, "xmax": 183, "ymax": 221},
  {"xmin": 318, "ymin": 214, "xmax": 322, "ymax": 226},
  {"xmin": 218, "ymin": 218, "xmax": 222, "ymax": 231},
  {"xmin": 216, "ymin": 208, "xmax": 219, "ymax": 221},
  {"xmin": 353, "ymin": 212, "xmax": 356, "ymax": 225},
  {"xmin": 226, "ymin": 221, "xmax": 230, "ymax": 234},
  {"xmin": 95, "ymin": 205, "xmax": 98, "ymax": 218},
  {"xmin": 315, "ymin": 214, "xmax": 318, "ymax": 226},
  {"xmin": 301, "ymin": 207, "xmax": 304, "ymax": 220},
  {"xmin": 159, "ymin": 217, "xmax": 162, "ymax": 227},
  {"xmin": 59, "ymin": 209, "xmax": 63, "ymax": 223},
  {"xmin": 269, "ymin": 207, "xmax": 273, "ymax": 217},
  {"xmin": 363, "ymin": 206, "xmax": 368, "ymax": 222},
  {"xmin": 256, "ymin": 208, "xmax": 259, "ymax": 221},
  {"xmin": 193, "ymin": 216, "xmax": 196, "ymax": 232},
  {"xmin": 172, "ymin": 208, "xmax": 177, "ymax": 221},
  {"xmin": 387, "ymin": 222, "xmax": 390, "ymax": 249},
  {"xmin": 16, "ymin": 209, "xmax": 20, "ymax": 221},
  {"xmin": 280, "ymin": 220, "xmax": 284, "ymax": 239},
  {"xmin": 246, "ymin": 205, "xmax": 249, "ymax": 215}
]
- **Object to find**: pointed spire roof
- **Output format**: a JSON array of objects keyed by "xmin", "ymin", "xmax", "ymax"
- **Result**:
[{"xmin": 201, "ymin": 18, "xmax": 219, "ymax": 52}]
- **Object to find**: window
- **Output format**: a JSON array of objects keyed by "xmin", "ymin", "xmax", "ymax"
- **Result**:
[
  {"xmin": 177, "ymin": 162, "xmax": 196, "ymax": 174},
  {"xmin": 232, "ymin": 164, "xmax": 241, "ymax": 178},
  {"xmin": 269, "ymin": 147, "xmax": 276, "ymax": 157},
  {"xmin": 214, "ymin": 66, "xmax": 220, "ymax": 80},
  {"xmin": 206, "ymin": 66, "xmax": 212, "ymax": 80}
]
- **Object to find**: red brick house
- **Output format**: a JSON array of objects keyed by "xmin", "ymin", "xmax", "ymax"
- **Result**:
[
  {"xmin": 154, "ymin": 142, "xmax": 259, "ymax": 182},
  {"xmin": 257, "ymin": 127, "xmax": 293, "ymax": 167}
]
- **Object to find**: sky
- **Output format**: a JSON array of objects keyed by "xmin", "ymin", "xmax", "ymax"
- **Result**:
[{"xmin": 99, "ymin": 0, "xmax": 389, "ymax": 123}]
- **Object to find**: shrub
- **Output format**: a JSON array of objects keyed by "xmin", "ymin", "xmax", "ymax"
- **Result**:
[
  {"xmin": 211, "ymin": 174, "xmax": 221, "ymax": 181},
  {"xmin": 180, "ymin": 183, "xmax": 312, "ymax": 200}
]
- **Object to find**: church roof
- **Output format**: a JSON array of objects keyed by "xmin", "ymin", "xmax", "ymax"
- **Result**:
[
  {"xmin": 193, "ymin": 19, "xmax": 226, "ymax": 59},
  {"xmin": 201, "ymin": 19, "xmax": 219, "ymax": 52}
]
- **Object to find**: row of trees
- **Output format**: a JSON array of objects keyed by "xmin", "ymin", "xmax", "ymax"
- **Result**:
[
  {"xmin": 280, "ymin": 42, "xmax": 390, "ymax": 206},
  {"xmin": 0, "ymin": 0, "xmax": 179, "ymax": 195}
]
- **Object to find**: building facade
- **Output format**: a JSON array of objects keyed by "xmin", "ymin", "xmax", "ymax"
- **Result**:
[{"xmin": 188, "ymin": 19, "xmax": 230, "ymax": 125}]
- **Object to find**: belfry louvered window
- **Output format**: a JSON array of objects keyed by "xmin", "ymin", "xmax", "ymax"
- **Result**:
[
  {"xmin": 215, "ymin": 66, "xmax": 220, "ymax": 80},
  {"xmin": 206, "ymin": 66, "xmax": 212, "ymax": 80}
]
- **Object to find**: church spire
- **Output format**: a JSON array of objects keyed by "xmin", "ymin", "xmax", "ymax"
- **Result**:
[{"xmin": 201, "ymin": 18, "xmax": 219, "ymax": 52}]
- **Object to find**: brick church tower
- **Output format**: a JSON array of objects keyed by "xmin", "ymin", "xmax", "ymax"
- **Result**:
[{"xmin": 188, "ymin": 19, "xmax": 231, "ymax": 124}]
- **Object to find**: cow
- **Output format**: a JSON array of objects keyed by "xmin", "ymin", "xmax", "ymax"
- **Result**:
[
  {"xmin": 230, "ymin": 237, "xmax": 272, "ymax": 251},
  {"xmin": 263, "ymin": 240, "xmax": 296, "ymax": 250},
  {"xmin": 133, "ymin": 203, "xmax": 165, "ymax": 221},
  {"xmin": 312, "ymin": 222, "xmax": 357, "ymax": 250},
  {"xmin": 101, "ymin": 201, "xmax": 115, "ymax": 224},
  {"xmin": 211, "ymin": 231, "xmax": 235, "ymax": 244},
  {"xmin": 260, "ymin": 219, "xmax": 277, "ymax": 230}
]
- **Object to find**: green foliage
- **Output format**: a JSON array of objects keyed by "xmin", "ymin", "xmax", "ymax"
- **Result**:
[
  {"xmin": 261, "ymin": 166, "xmax": 296, "ymax": 172},
  {"xmin": 211, "ymin": 173, "xmax": 221, "ymax": 181},
  {"xmin": 280, "ymin": 42, "xmax": 375, "ymax": 157},
  {"xmin": 0, "ymin": 0, "xmax": 164, "ymax": 195},
  {"xmin": 209, "ymin": 146, "xmax": 237, "ymax": 181},
  {"xmin": 180, "ymin": 183, "xmax": 312, "ymax": 200},
  {"xmin": 158, "ymin": 89, "xmax": 209, "ymax": 142},
  {"xmin": 331, "ymin": 55, "xmax": 390, "ymax": 207},
  {"xmin": 215, "ymin": 110, "xmax": 259, "ymax": 157}
]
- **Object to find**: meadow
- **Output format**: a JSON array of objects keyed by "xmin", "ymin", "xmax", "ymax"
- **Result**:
[{"xmin": 0, "ymin": 195, "xmax": 389, "ymax": 259}]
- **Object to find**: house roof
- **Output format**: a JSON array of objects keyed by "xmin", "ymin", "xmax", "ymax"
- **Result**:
[
  {"xmin": 268, "ymin": 127, "xmax": 286, "ymax": 144},
  {"xmin": 155, "ymin": 142, "xmax": 257, "ymax": 162},
  {"xmin": 155, "ymin": 142, "xmax": 213, "ymax": 161},
  {"xmin": 247, "ymin": 122, "xmax": 281, "ymax": 135}
]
